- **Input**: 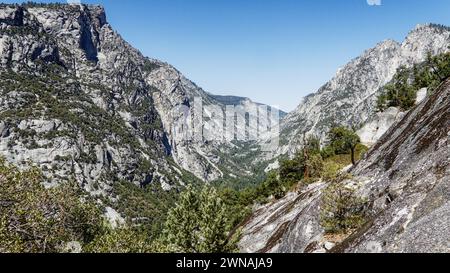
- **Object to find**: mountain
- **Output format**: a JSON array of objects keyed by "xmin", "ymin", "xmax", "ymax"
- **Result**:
[
  {"xmin": 239, "ymin": 77, "xmax": 450, "ymax": 253},
  {"xmin": 0, "ymin": 3, "xmax": 182, "ymax": 195},
  {"xmin": 0, "ymin": 3, "xmax": 278, "ymax": 191},
  {"xmin": 210, "ymin": 95, "xmax": 287, "ymax": 118},
  {"xmin": 278, "ymin": 24, "xmax": 450, "ymax": 155},
  {"xmin": 1, "ymin": 3, "xmax": 448, "ymax": 253}
]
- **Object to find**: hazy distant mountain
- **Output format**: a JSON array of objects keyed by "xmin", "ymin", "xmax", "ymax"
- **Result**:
[{"xmin": 210, "ymin": 94, "xmax": 288, "ymax": 118}]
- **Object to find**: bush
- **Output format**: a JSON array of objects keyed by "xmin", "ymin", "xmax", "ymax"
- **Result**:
[
  {"xmin": 305, "ymin": 154, "xmax": 324, "ymax": 182},
  {"xmin": 279, "ymin": 156, "xmax": 305, "ymax": 188},
  {"xmin": 321, "ymin": 161, "xmax": 342, "ymax": 181},
  {"xmin": 84, "ymin": 228, "xmax": 153, "ymax": 253},
  {"xmin": 261, "ymin": 171, "xmax": 285, "ymax": 199},
  {"xmin": 0, "ymin": 158, "xmax": 104, "ymax": 253},
  {"xmin": 320, "ymin": 180, "xmax": 367, "ymax": 234}
]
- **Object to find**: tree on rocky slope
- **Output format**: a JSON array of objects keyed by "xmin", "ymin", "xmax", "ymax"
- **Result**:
[
  {"xmin": 320, "ymin": 179, "xmax": 367, "ymax": 234},
  {"xmin": 377, "ymin": 50, "xmax": 450, "ymax": 112},
  {"xmin": 327, "ymin": 127, "xmax": 361, "ymax": 166}
]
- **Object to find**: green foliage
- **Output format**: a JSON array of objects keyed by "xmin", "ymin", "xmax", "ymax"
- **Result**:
[
  {"xmin": 217, "ymin": 188, "xmax": 252, "ymax": 229},
  {"xmin": 321, "ymin": 161, "xmax": 343, "ymax": 181},
  {"xmin": 142, "ymin": 59, "xmax": 161, "ymax": 73},
  {"xmin": 211, "ymin": 142, "xmax": 270, "ymax": 191},
  {"xmin": 320, "ymin": 179, "xmax": 367, "ymax": 234},
  {"xmin": 0, "ymin": 158, "xmax": 104, "ymax": 253},
  {"xmin": 377, "ymin": 51, "xmax": 450, "ymax": 112},
  {"xmin": 279, "ymin": 155, "xmax": 305, "ymax": 186},
  {"xmin": 383, "ymin": 66, "xmax": 417, "ymax": 111},
  {"xmin": 84, "ymin": 227, "xmax": 153, "ymax": 253},
  {"xmin": 230, "ymin": 131, "xmax": 367, "ymax": 213},
  {"xmin": 161, "ymin": 186, "xmax": 238, "ymax": 253},
  {"xmin": 305, "ymin": 154, "xmax": 325, "ymax": 180},
  {"xmin": 327, "ymin": 127, "xmax": 360, "ymax": 155},
  {"xmin": 0, "ymin": 158, "xmax": 176, "ymax": 253},
  {"xmin": 109, "ymin": 181, "xmax": 178, "ymax": 239},
  {"xmin": 326, "ymin": 127, "xmax": 361, "ymax": 165}
]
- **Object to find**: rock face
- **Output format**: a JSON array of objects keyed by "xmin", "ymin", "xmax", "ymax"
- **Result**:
[
  {"xmin": 0, "ymin": 3, "xmax": 184, "ymax": 195},
  {"xmin": 0, "ymin": 3, "xmax": 276, "ymax": 187},
  {"xmin": 239, "ymin": 182, "xmax": 326, "ymax": 253},
  {"xmin": 279, "ymin": 24, "xmax": 450, "ymax": 154},
  {"xmin": 356, "ymin": 107, "xmax": 405, "ymax": 146},
  {"xmin": 340, "ymin": 78, "xmax": 450, "ymax": 253},
  {"xmin": 239, "ymin": 78, "xmax": 450, "ymax": 253}
]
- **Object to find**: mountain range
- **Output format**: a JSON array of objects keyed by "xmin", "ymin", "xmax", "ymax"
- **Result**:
[{"xmin": 0, "ymin": 3, "xmax": 448, "ymax": 253}]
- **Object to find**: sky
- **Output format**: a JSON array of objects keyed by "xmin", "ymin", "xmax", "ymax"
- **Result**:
[{"xmin": 4, "ymin": 0, "xmax": 450, "ymax": 111}]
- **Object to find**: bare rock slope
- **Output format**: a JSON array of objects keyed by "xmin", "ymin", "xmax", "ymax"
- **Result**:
[{"xmin": 240, "ymin": 78, "xmax": 450, "ymax": 253}]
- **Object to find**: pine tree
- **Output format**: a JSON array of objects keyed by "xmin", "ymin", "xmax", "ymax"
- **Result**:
[
  {"xmin": 164, "ymin": 185, "xmax": 200, "ymax": 252},
  {"xmin": 162, "ymin": 186, "xmax": 237, "ymax": 253},
  {"xmin": 198, "ymin": 187, "xmax": 234, "ymax": 253},
  {"xmin": 320, "ymin": 180, "xmax": 367, "ymax": 234}
]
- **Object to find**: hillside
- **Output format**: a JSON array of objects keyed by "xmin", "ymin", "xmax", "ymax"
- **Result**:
[
  {"xmin": 0, "ymin": 3, "xmax": 281, "ymax": 190},
  {"xmin": 277, "ymin": 24, "xmax": 450, "ymax": 156},
  {"xmin": 239, "ymin": 78, "xmax": 450, "ymax": 253}
]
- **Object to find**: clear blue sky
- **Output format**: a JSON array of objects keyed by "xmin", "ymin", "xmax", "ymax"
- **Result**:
[{"xmin": 5, "ymin": 0, "xmax": 450, "ymax": 111}]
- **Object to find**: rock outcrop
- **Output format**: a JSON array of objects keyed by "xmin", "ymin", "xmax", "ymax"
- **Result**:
[
  {"xmin": 356, "ymin": 107, "xmax": 405, "ymax": 147},
  {"xmin": 239, "ymin": 78, "xmax": 450, "ymax": 253}
]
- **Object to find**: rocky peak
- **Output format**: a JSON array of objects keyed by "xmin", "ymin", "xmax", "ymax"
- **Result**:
[
  {"xmin": 26, "ymin": 4, "xmax": 108, "ymax": 63},
  {"xmin": 401, "ymin": 23, "xmax": 450, "ymax": 63},
  {"xmin": 278, "ymin": 23, "xmax": 450, "ymax": 156},
  {"xmin": 0, "ymin": 3, "xmax": 278, "ymax": 186},
  {"xmin": 0, "ymin": 3, "xmax": 183, "ymax": 194}
]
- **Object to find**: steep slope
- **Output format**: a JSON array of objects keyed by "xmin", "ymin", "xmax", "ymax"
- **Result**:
[
  {"xmin": 239, "ymin": 78, "xmax": 450, "ymax": 253},
  {"xmin": 146, "ymin": 65, "xmax": 279, "ymax": 182},
  {"xmin": 0, "ymin": 4, "xmax": 184, "ymax": 195},
  {"xmin": 0, "ymin": 3, "xmax": 276, "ymax": 187},
  {"xmin": 279, "ymin": 24, "xmax": 450, "ymax": 155}
]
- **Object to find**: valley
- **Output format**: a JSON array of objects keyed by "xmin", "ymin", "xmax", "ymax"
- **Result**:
[{"xmin": 0, "ymin": 2, "xmax": 448, "ymax": 254}]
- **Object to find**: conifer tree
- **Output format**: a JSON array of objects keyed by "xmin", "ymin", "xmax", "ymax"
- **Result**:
[
  {"xmin": 320, "ymin": 180, "xmax": 367, "ymax": 234},
  {"xmin": 328, "ymin": 127, "xmax": 361, "ymax": 166},
  {"xmin": 163, "ymin": 186, "xmax": 237, "ymax": 253}
]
